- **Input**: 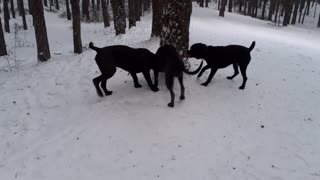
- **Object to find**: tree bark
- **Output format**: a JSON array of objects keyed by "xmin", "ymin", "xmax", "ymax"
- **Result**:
[
  {"xmin": 111, "ymin": 0, "xmax": 126, "ymax": 35},
  {"xmin": 70, "ymin": 0, "xmax": 82, "ymax": 54},
  {"xmin": 3, "ymin": 0, "xmax": 10, "ymax": 33},
  {"xmin": 160, "ymin": 0, "xmax": 192, "ymax": 55},
  {"xmin": 151, "ymin": 0, "xmax": 162, "ymax": 37},
  {"xmin": 0, "ymin": 18, "xmax": 7, "ymax": 56},
  {"xmin": 66, "ymin": 0, "xmax": 71, "ymax": 20},
  {"xmin": 219, "ymin": 0, "xmax": 227, "ymax": 17},
  {"xmin": 33, "ymin": 0, "xmax": 51, "ymax": 61},
  {"xmin": 101, "ymin": 0, "xmax": 110, "ymax": 27},
  {"xmin": 10, "ymin": 0, "xmax": 15, "ymax": 19},
  {"xmin": 128, "ymin": 0, "xmax": 136, "ymax": 28},
  {"xmin": 18, "ymin": 0, "xmax": 27, "ymax": 30}
]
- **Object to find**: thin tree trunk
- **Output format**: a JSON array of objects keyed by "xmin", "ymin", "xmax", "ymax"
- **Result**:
[
  {"xmin": 33, "ymin": 0, "xmax": 51, "ymax": 61},
  {"xmin": 291, "ymin": 0, "xmax": 300, "ymax": 24},
  {"xmin": 3, "ymin": 0, "xmax": 10, "ymax": 33},
  {"xmin": 70, "ymin": 0, "xmax": 82, "ymax": 53},
  {"xmin": 261, "ymin": 0, "xmax": 267, "ymax": 19},
  {"xmin": 298, "ymin": 0, "xmax": 305, "ymax": 23},
  {"xmin": 18, "ymin": 0, "xmax": 27, "ymax": 30},
  {"xmin": 318, "ymin": 9, "xmax": 320, "ymax": 27},
  {"xmin": 101, "ymin": 0, "xmax": 110, "ymax": 27},
  {"xmin": 219, "ymin": 0, "xmax": 227, "ymax": 16},
  {"xmin": 302, "ymin": 0, "xmax": 308, "ymax": 23},
  {"xmin": 55, "ymin": 0, "xmax": 59, "ymax": 10},
  {"xmin": 10, "ymin": 0, "xmax": 15, "ymax": 18},
  {"xmin": 0, "ymin": 18, "xmax": 7, "ymax": 56},
  {"xmin": 28, "ymin": 0, "xmax": 34, "ymax": 15},
  {"xmin": 151, "ymin": 0, "xmax": 162, "ymax": 37},
  {"xmin": 44, "ymin": 0, "xmax": 48, "ymax": 7},
  {"xmin": 66, "ymin": 0, "xmax": 71, "ymax": 20},
  {"xmin": 82, "ymin": 0, "xmax": 90, "ymax": 21},
  {"xmin": 274, "ymin": 0, "xmax": 280, "ymax": 24},
  {"xmin": 228, "ymin": 0, "xmax": 233, "ymax": 12},
  {"xmin": 128, "ymin": 0, "xmax": 136, "ymax": 28}
]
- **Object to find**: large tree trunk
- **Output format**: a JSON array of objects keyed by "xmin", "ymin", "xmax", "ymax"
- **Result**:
[
  {"xmin": 70, "ymin": 0, "xmax": 82, "ymax": 54},
  {"xmin": 0, "ymin": 18, "xmax": 7, "ymax": 56},
  {"xmin": 111, "ymin": 0, "xmax": 126, "ymax": 35},
  {"xmin": 128, "ymin": 0, "xmax": 136, "ymax": 28},
  {"xmin": 101, "ymin": 0, "xmax": 110, "ymax": 27},
  {"xmin": 219, "ymin": 0, "xmax": 227, "ymax": 17},
  {"xmin": 55, "ymin": 0, "xmax": 59, "ymax": 10},
  {"xmin": 160, "ymin": 0, "xmax": 192, "ymax": 55},
  {"xmin": 3, "ymin": 0, "xmax": 10, "ymax": 33},
  {"xmin": 33, "ymin": 0, "xmax": 51, "ymax": 61},
  {"xmin": 228, "ymin": 0, "xmax": 233, "ymax": 12},
  {"xmin": 268, "ymin": 0, "xmax": 276, "ymax": 20},
  {"xmin": 151, "ymin": 0, "xmax": 162, "ymax": 37},
  {"xmin": 66, "ymin": 0, "xmax": 71, "ymax": 20},
  {"xmin": 18, "ymin": 0, "xmax": 27, "ymax": 30}
]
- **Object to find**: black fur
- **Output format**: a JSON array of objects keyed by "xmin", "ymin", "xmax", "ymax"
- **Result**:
[
  {"xmin": 154, "ymin": 45, "xmax": 203, "ymax": 107},
  {"xmin": 89, "ymin": 42, "xmax": 158, "ymax": 97},
  {"xmin": 187, "ymin": 41, "xmax": 255, "ymax": 89}
]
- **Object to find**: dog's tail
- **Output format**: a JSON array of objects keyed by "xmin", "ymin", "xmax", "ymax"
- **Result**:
[
  {"xmin": 248, "ymin": 41, "xmax": 256, "ymax": 52},
  {"xmin": 89, "ymin": 42, "xmax": 101, "ymax": 53},
  {"xmin": 184, "ymin": 61, "xmax": 204, "ymax": 75}
]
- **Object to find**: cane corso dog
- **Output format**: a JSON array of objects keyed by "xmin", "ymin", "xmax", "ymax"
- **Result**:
[
  {"xmin": 89, "ymin": 42, "xmax": 158, "ymax": 96},
  {"xmin": 154, "ymin": 45, "xmax": 203, "ymax": 107},
  {"xmin": 187, "ymin": 41, "xmax": 255, "ymax": 89}
]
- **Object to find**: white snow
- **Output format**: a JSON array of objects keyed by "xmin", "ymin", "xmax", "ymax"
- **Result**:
[{"xmin": 1, "ymin": 5, "xmax": 320, "ymax": 180}]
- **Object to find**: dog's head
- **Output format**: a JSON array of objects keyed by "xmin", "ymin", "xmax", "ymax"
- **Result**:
[{"xmin": 187, "ymin": 43, "xmax": 207, "ymax": 59}]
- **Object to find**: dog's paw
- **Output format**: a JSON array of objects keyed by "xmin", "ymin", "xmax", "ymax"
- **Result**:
[
  {"xmin": 134, "ymin": 84, "xmax": 142, "ymax": 88},
  {"xmin": 201, "ymin": 83, "xmax": 208, "ymax": 86},
  {"xmin": 152, "ymin": 87, "xmax": 159, "ymax": 92},
  {"xmin": 105, "ymin": 91, "xmax": 113, "ymax": 95},
  {"xmin": 238, "ymin": 86, "xmax": 245, "ymax": 90},
  {"xmin": 97, "ymin": 91, "xmax": 104, "ymax": 97},
  {"xmin": 167, "ymin": 102, "xmax": 174, "ymax": 108},
  {"xmin": 180, "ymin": 96, "xmax": 185, "ymax": 100}
]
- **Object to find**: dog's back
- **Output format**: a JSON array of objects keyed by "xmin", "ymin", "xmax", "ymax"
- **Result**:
[{"xmin": 155, "ymin": 45, "xmax": 184, "ymax": 75}]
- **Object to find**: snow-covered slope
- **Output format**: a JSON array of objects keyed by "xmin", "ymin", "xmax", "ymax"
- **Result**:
[{"xmin": 0, "ymin": 6, "xmax": 320, "ymax": 180}]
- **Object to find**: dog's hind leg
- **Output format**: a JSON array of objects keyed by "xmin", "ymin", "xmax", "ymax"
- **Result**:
[
  {"xmin": 239, "ymin": 65, "xmax": 248, "ymax": 90},
  {"xmin": 153, "ymin": 70, "xmax": 159, "ymax": 87},
  {"xmin": 165, "ymin": 75, "xmax": 175, "ymax": 108},
  {"xmin": 197, "ymin": 65, "xmax": 210, "ymax": 78},
  {"xmin": 100, "ymin": 69, "xmax": 116, "ymax": 95},
  {"xmin": 178, "ymin": 74, "xmax": 185, "ymax": 100},
  {"xmin": 143, "ymin": 71, "xmax": 159, "ymax": 92},
  {"xmin": 130, "ymin": 72, "xmax": 142, "ymax": 88},
  {"xmin": 93, "ymin": 75, "xmax": 105, "ymax": 97},
  {"xmin": 227, "ymin": 63, "xmax": 239, "ymax": 80},
  {"xmin": 201, "ymin": 68, "xmax": 218, "ymax": 86}
]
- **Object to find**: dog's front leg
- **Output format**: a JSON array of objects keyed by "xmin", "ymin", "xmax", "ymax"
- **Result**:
[
  {"xmin": 143, "ymin": 71, "xmax": 159, "ymax": 92},
  {"xmin": 201, "ymin": 68, "xmax": 218, "ymax": 86},
  {"xmin": 153, "ymin": 70, "xmax": 159, "ymax": 88},
  {"xmin": 130, "ymin": 73, "xmax": 142, "ymax": 88},
  {"xmin": 178, "ymin": 74, "xmax": 185, "ymax": 100}
]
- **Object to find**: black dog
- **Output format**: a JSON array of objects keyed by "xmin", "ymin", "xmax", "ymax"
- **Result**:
[
  {"xmin": 154, "ymin": 45, "xmax": 203, "ymax": 107},
  {"xmin": 187, "ymin": 41, "xmax": 255, "ymax": 89},
  {"xmin": 89, "ymin": 42, "xmax": 158, "ymax": 96}
]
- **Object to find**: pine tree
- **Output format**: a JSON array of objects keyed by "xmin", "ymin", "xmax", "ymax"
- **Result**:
[
  {"xmin": 66, "ymin": 0, "xmax": 71, "ymax": 20},
  {"xmin": 33, "ymin": 0, "xmax": 51, "ymax": 61},
  {"xmin": 18, "ymin": 0, "xmax": 27, "ymax": 30},
  {"xmin": 111, "ymin": 0, "xmax": 126, "ymax": 35},
  {"xmin": 3, "ymin": 0, "xmax": 10, "ymax": 33},
  {"xmin": 160, "ymin": 0, "xmax": 192, "ymax": 55},
  {"xmin": 10, "ymin": 0, "xmax": 15, "ymax": 19},
  {"xmin": 0, "ymin": 18, "xmax": 7, "ymax": 56},
  {"xmin": 70, "ymin": 0, "xmax": 82, "ymax": 53}
]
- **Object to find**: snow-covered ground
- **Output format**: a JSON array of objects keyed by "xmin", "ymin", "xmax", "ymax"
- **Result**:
[{"xmin": 1, "ymin": 5, "xmax": 320, "ymax": 180}]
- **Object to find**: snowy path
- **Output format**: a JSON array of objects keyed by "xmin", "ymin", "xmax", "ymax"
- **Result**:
[{"xmin": 0, "ymin": 7, "xmax": 320, "ymax": 180}]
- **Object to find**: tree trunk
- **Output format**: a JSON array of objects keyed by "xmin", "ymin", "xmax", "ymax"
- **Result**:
[
  {"xmin": 283, "ymin": 0, "xmax": 294, "ymax": 26},
  {"xmin": 261, "ymin": 0, "xmax": 267, "ymax": 19},
  {"xmin": 135, "ymin": 0, "xmax": 142, "ymax": 21},
  {"xmin": 274, "ymin": 0, "xmax": 280, "ymax": 24},
  {"xmin": 219, "ymin": 0, "xmax": 227, "ymax": 16},
  {"xmin": 291, "ymin": 0, "xmax": 300, "ymax": 24},
  {"xmin": 82, "ymin": 0, "xmax": 90, "ymax": 21},
  {"xmin": 128, "ymin": 0, "xmax": 136, "ymax": 28},
  {"xmin": 101, "ymin": 0, "xmax": 110, "ymax": 27},
  {"xmin": 66, "ymin": 0, "xmax": 71, "ymax": 20},
  {"xmin": 70, "ymin": 0, "xmax": 82, "ymax": 54},
  {"xmin": 28, "ymin": 0, "xmax": 34, "ymax": 15},
  {"xmin": 160, "ymin": 0, "xmax": 192, "ymax": 55},
  {"xmin": 97, "ymin": 0, "xmax": 100, "ymax": 11},
  {"xmin": 151, "ymin": 0, "xmax": 163, "ymax": 37},
  {"xmin": 205, "ymin": 0, "xmax": 209, "ymax": 7},
  {"xmin": 18, "ymin": 0, "xmax": 27, "ymax": 30},
  {"xmin": 10, "ymin": 0, "xmax": 15, "ymax": 19},
  {"xmin": 318, "ymin": 9, "xmax": 320, "ymax": 27},
  {"xmin": 44, "ymin": 0, "xmax": 48, "ymax": 7},
  {"xmin": 0, "ymin": 18, "xmax": 7, "ymax": 56},
  {"xmin": 298, "ymin": 0, "xmax": 305, "ymax": 23},
  {"xmin": 55, "ymin": 0, "xmax": 59, "ymax": 10},
  {"xmin": 3, "ymin": 0, "xmax": 10, "ymax": 33},
  {"xmin": 228, "ymin": 0, "xmax": 233, "ymax": 12},
  {"xmin": 91, "ymin": 0, "xmax": 95, "ymax": 9},
  {"xmin": 111, "ymin": 0, "xmax": 126, "ymax": 35},
  {"xmin": 33, "ymin": 0, "xmax": 51, "ymax": 61}
]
